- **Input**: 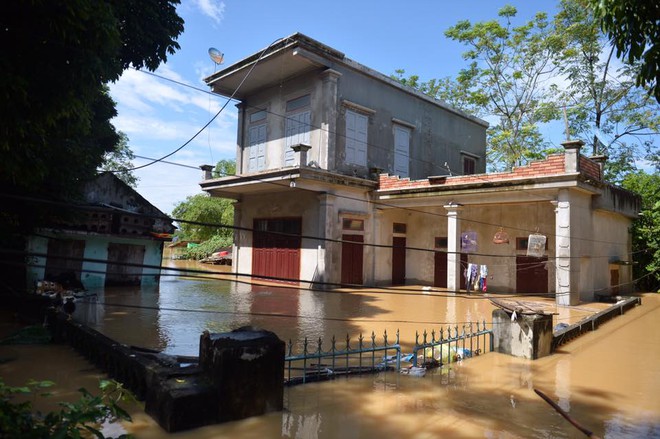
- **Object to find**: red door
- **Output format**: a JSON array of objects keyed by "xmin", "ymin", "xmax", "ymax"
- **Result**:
[
  {"xmin": 341, "ymin": 234, "xmax": 363, "ymax": 285},
  {"xmin": 392, "ymin": 237, "xmax": 406, "ymax": 285},
  {"xmin": 516, "ymin": 256, "xmax": 548, "ymax": 294},
  {"xmin": 252, "ymin": 218, "xmax": 301, "ymax": 284}
]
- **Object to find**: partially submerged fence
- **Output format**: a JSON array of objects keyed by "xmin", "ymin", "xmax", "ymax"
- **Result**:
[
  {"xmin": 284, "ymin": 322, "xmax": 494, "ymax": 385},
  {"xmin": 284, "ymin": 330, "xmax": 401, "ymax": 385},
  {"xmin": 411, "ymin": 321, "xmax": 493, "ymax": 367}
]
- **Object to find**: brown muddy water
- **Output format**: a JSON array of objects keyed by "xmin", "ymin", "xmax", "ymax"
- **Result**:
[{"xmin": 1, "ymin": 260, "xmax": 659, "ymax": 438}]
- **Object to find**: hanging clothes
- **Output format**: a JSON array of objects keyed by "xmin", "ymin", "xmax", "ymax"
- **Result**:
[{"xmin": 465, "ymin": 264, "xmax": 488, "ymax": 293}]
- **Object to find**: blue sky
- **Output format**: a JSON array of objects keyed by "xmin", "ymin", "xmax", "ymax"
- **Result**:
[{"xmin": 108, "ymin": 0, "xmax": 568, "ymax": 214}]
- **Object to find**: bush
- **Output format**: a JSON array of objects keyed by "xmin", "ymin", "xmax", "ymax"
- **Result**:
[
  {"xmin": 0, "ymin": 378, "xmax": 133, "ymax": 438},
  {"xmin": 182, "ymin": 235, "xmax": 232, "ymax": 260}
]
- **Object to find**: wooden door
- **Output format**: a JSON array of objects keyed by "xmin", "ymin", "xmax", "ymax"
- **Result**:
[
  {"xmin": 392, "ymin": 237, "xmax": 406, "ymax": 285},
  {"xmin": 516, "ymin": 256, "xmax": 548, "ymax": 294},
  {"xmin": 106, "ymin": 243, "xmax": 145, "ymax": 286},
  {"xmin": 45, "ymin": 238, "xmax": 85, "ymax": 285},
  {"xmin": 341, "ymin": 234, "xmax": 364, "ymax": 285}
]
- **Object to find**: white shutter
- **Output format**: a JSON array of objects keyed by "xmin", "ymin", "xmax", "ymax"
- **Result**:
[
  {"xmin": 346, "ymin": 110, "xmax": 368, "ymax": 166},
  {"xmin": 393, "ymin": 125, "xmax": 410, "ymax": 177},
  {"xmin": 285, "ymin": 110, "xmax": 311, "ymax": 167},
  {"xmin": 248, "ymin": 124, "xmax": 267, "ymax": 172}
]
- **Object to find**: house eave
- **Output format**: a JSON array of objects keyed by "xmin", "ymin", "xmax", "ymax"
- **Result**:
[{"xmin": 200, "ymin": 167, "xmax": 377, "ymax": 199}]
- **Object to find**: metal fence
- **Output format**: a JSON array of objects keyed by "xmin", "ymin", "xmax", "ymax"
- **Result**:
[
  {"xmin": 284, "ymin": 330, "xmax": 401, "ymax": 386},
  {"xmin": 284, "ymin": 321, "xmax": 493, "ymax": 385},
  {"xmin": 411, "ymin": 321, "xmax": 493, "ymax": 367}
]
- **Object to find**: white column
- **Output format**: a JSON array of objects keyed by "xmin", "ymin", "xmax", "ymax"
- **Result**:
[
  {"xmin": 445, "ymin": 203, "xmax": 463, "ymax": 292},
  {"xmin": 555, "ymin": 190, "xmax": 579, "ymax": 305},
  {"xmin": 316, "ymin": 193, "xmax": 335, "ymax": 289},
  {"xmin": 232, "ymin": 201, "xmax": 242, "ymax": 277}
]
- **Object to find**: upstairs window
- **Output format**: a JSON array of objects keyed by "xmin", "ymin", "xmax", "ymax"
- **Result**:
[
  {"xmin": 345, "ymin": 109, "xmax": 368, "ymax": 166},
  {"xmin": 285, "ymin": 94, "xmax": 311, "ymax": 167},
  {"xmin": 461, "ymin": 153, "xmax": 478, "ymax": 175}
]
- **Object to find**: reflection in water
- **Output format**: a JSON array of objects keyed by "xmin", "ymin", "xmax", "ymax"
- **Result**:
[{"xmin": 3, "ymin": 260, "xmax": 659, "ymax": 438}]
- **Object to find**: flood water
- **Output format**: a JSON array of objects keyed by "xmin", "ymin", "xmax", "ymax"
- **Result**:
[{"xmin": 1, "ymin": 260, "xmax": 659, "ymax": 438}]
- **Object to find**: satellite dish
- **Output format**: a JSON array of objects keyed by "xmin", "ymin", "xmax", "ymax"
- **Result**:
[{"xmin": 208, "ymin": 47, "xmax": 224, "ymax": 65}]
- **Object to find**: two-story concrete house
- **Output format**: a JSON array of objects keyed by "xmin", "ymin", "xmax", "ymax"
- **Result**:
[{"xmin": 200, "ymin": 33, "xmax": 639, "ymax": 306}]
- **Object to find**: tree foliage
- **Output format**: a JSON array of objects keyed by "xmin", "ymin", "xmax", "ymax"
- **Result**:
[
  {"xmin": 0, "ymin": 0, "xmax": 183, "ymax": 236},
  {"xmin": 100, "ymin": 132, "xmax": 139, "ymax": 188},
  {"xmin": 621, "ymin": 171, "xmax": 660, "ymax": 292},
  {"xmin": 444, "ymin": 6, "xmax": 563, "ymax": 171},
  {"xmin": 588, "ymin": 0, "xmax": 660, "ymax": 104},
  {"xmin": 172, "ymin": 193, "xmax": 234, "ymax": 242},
  {"xmin": 213, "ymin": 159, "xmax": 237, "ymax": 177},
  {"xmin": 555, "ymin": 0, "xmax": 660, "ymax": 181},
  {"xmin": 0, "ymin": 378, "xmax": 133, "ymax": 439}
]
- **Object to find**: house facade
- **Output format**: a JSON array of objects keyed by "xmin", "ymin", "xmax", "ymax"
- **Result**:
[
  {"xmin": 200, "ymin": 33, "xmax": 639, "ymax": 306},
  {"xmin": 26, "ymin": 173, "xmax": 175, "ymax": 290}
]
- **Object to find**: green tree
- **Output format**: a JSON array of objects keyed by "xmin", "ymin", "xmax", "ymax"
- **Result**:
[
  {"xmin": 444, "ymin": 5, "xmax": 563, "ymax": 171},
  {"xmin": 588, "ymin": 0, "xmax": 660, "ymax": 104},
  {"xmin": 172, "ymin": 194, "xmax": 234, "ymax": 242},
  {"xmin": 213, "ymin": 159, "xmax": 237, "ymax": 177},
  {"xmin": 0, "ymin": 0, "xmax": 183, "ymax": 232},
  {"xmin": 100, "ymin": 132, "xmax": 139, "ymax": 188},
  {"xmin": 621, "ymin": 171, "xmax": 660, "ymax": 292},
  {"xmin": 555, "ymin": 0, "xmax": 660, "ymax": 181}
]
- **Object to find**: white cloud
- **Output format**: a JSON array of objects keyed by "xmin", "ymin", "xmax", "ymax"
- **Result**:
[{"xmin": 192, "ymin": 0, "xmax": 225, "ymax": 25}]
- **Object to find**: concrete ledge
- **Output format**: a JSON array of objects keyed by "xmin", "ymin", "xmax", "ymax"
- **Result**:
[{"xmin": 552, "ymin": 296, "xmax": 641, "ymax": 350}]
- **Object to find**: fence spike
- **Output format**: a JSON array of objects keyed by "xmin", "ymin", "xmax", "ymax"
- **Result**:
[
  {"xmin": 383, "ymin": 329, "xmax": 388, "ymax": 345},
  {"xmin": 431, "ymin": 329, "xmax": 436, "ymax": 343},
  {"xmin": 371, "ymin": 331, "xmax": 376, "ymax": 348}
]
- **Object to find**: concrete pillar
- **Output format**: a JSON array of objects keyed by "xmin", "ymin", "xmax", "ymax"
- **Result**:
[
  {"xmin": 589, "ymin": 154, "xmax": 607, "ymax": 180},
  {"xmin": 315, "ymin": 193, "xmax": 335, "ymax": 288},
  {"xmin": 199, "ymin": 327, "xmax": 285, "ymax": 423},
  {"xmin": 200, "ymin": 164, "xmax": 214, "ymax": 180},
  {"xmin": 554, "ymin": 189, "xmax": 579, "ymax": 305},
  {"xmin": 232, "ymin": 201, "xmax": 242, "ymax": 277},
  {"xmin": 444, "ymin": 203, "xmax": 463, "ymax": 292},
  {"xmin": 562, "ymin": 139, "xmax": 583, "ymax": 173},
  {"xmin": 235, "ymin": 103, "xmax": 246, "ymax": 173},
  {"xmin": 292, "ymin": 143, "xmax": 312, "ymax": 167},
  {"xmin": 320, "ymin": 69, "xmax": 342, "ymax": 170},
  {"xmin": 492, "ymin": 310, "xmax": 553, "ymax": 359}
]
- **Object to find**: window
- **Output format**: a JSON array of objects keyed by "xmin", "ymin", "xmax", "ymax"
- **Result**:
[
  {"xmin": 247, "ymin": 110, "xmax": 267, "ymax": 172},
  {"xmin": 345, "ymin": 109, "xmax": 368, "ymax": 166},
  {"xmin": 393, "ymin": 223, "xmax": 407, "ymax": 234},
  {"xmin": 342, "ymin": 218, "xmax": 364, "ymax": 231},
  {"xmin": 285, "ymin": 95, "xmax": 311, "ymax": 167},
  {"xmin": 463, "ymin": 156, "xmax": 476, "ymax": 175},
  {"xmin": 249, "ymin": 110, "xmax": 267, "ymax": 123},
  {"xmin": 435, "ymin": 237, "xmax": 448, "ymax": 249},
  {"xmin": 393, "ymin": 125, "xmax": 410, "ymax": 178}
]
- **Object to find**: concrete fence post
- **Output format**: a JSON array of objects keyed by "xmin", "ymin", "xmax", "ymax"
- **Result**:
[
  {"xmin": 492, "ymin": 310, "xmax": 553, "ymax": 359},
  {"xmin": 199, "ymin": 326, "xmax": 285, "ymax": 423}
]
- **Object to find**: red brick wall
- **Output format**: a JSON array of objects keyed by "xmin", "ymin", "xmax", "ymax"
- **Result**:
[{"xmin": 378, "ymin": 153, "xmax": 601, "ymax": 191}]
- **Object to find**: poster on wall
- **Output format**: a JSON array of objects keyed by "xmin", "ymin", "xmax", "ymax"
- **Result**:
[{"xmin": 461, "ymin": 231, "xmax": 477, "ymax": 253}]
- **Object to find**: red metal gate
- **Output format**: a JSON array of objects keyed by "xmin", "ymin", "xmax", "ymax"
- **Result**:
[{"xmin": 252, "ymin": 218, "xmax": 302, "ymax": 284}]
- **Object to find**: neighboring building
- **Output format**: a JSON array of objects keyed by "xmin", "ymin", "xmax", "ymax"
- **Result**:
[
  {"xmin": 26, "ymin": 172, "xmax": 175, "ymax": 289},
  {"xmin": 200, "ymin": 33, "xmax": 639, "ymax": 306}
]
